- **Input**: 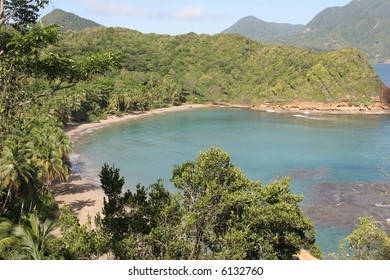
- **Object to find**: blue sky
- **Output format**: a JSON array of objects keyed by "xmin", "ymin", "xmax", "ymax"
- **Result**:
[{"xmin": 41, "ymin": 0, "xmax": 352, "ymax": 35}]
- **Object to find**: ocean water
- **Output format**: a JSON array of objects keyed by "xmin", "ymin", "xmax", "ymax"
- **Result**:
[
  {"xmin": 75, "ymin": 110, "xmax": 390, "ymax": 254},
  {"xmin": 374, "ymin": 64, "xmax": 390, "ymax": 87},
  {"xmin": 76, "ymin": 110, "xmax": 390, "ymax": 187},
  {"xmin": 74, "ymin": 65, "xmax": 390, "ymax": 255}
]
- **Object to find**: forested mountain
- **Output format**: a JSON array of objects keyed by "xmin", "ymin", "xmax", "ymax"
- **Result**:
[
  {"xmin": 2, "ymin": 2, "xmax": 389, "ymax": 261},
  {"xmin": 41, "ymin": 9, "xmax": 101, "ymax": 32},
  {"xmin": 46, "ymin": 26, "xmax": 381, "ymax": 121},
  {"xmin": 223, "ymin": 0, "xmax": 390, "ymax": 63},
  {"xmin": 221, "ymin": 16, "xmax": 304, "ymax": 40}
]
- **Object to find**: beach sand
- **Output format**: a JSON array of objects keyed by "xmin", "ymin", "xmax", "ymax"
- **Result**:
[
  {"xmin": 52, "ymin": 174, "xmax": 105, "ymax": 225},
  {"xmin": 53, "ymin": 104, "xmax": 209, "ymax": 224}
]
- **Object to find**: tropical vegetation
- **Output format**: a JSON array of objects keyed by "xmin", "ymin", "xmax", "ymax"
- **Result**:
[
  {"xmin": 0, "ymin": 1, "xmax": 389, "ymax": 260},
  {"xmin": 47, "ymin": 26, "xmax": 381, "ymax": 123},
  {"xmin": 0, "ymin": 0, "xmax": 118, "ymax": 222}
]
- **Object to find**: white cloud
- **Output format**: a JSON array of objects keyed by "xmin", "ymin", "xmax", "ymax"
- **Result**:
[
  {"xmin": 81, "ymin": 0, "xmax": 210, "ymax": 22},
  {"xmin": 171, "ymin": 6, "xmax": 205, "ymax": 20},
  {"xmin": 83, "ymin": 0, "xmax": 149, "ymax": 17}
]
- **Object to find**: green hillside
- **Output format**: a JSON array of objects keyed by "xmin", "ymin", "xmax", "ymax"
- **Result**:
[
  {"xmin": 223, "ymin": 0, "xmax": 390, "ymax": 63},
  {"xmin": 41, "ymin": 9, "xmax": 101, "ymax": 32},
  {"xmin": 46, "ymin": 27, "xmax": 382, "ymax": 121},
  {"xmin": 221, "ymin": 16, "xmax": 303, "ymax": 40},
  {"xmin": 273, "ymin": 0, "xmax": 390, "ymax": 63}
]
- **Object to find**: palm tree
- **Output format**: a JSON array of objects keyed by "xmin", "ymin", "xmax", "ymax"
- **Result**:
[
  {"xmin": 0, "ymin": 217, "xmax": 18, "ymax": 259},
  {"xmin": 37, "ymin": 145, "xmax": 69, "ymax": 189},
  {"xmin": 0, "ymin": 143, "xmax": 34, "ymax": 216},
  {"xmin": 30, "ymin": 126, "xmax": 72, "ymax": 189},
  {"xmin": 1, "ymin": 118, "xmax": 72, "ymax": 217},
  {"xmin": 13, "ymin": 213, "xmax": 56, "ymax": 260},
  {"xmin": 0, "ymin": 214, "xmax": 56, "ymax": 260}
]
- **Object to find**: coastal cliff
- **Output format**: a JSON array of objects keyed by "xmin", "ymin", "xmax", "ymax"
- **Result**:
[{"xmin": 381, "ymin": 85, "xmax": 390, "ymax": 104}]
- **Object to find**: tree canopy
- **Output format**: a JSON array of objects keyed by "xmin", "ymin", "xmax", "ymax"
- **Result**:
[
  {"xmin": 1, "ymin": 1, "xmax": 388, "ymax": 261},
  {"xmin": 94, "ymin": 148, "xmax": 320, "ymax": 260},
  {"xmin": 0, "ymin": 0, "xmax": 118, "ymax": 221},
  {"xmin": 52, "ymin": 27, "xmax": 382, "ymax": 106}
]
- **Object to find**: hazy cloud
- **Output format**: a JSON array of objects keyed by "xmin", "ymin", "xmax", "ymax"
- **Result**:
[
  {"xmin": 171, "ymin": 6, "xmax": 205, "ymax": 20},
  {"xmin": 81, "ymin": 0, "xmax": 213, "ymax": 22},
  {"xmin": 83, "ymin": 0, "xmax": 149, "ymax": 17}
]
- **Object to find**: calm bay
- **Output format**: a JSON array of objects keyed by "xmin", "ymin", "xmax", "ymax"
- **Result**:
[{"xmin": 74, "ymin": 65, "xmax": 390, "ymax": 255}]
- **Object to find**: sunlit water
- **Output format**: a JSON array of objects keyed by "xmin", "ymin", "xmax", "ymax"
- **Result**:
[{"xmin": 73, "ymin": 65, "xmax": 390, "ymax": 255}]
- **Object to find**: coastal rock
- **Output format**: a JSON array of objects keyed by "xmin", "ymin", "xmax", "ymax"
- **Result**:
[
  {"xmin": 381, "ymin": 85, "xmax": 390, "ymax": 104},
  {"xmin": 253, "ymin": 101, "xmax": 389, "ymax": 114}
]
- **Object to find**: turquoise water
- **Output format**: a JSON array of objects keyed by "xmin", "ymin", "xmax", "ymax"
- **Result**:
[
  {"xmin": 374, "ymin": 64, "xmax": 390, "ymax": 86},
  {"xmin": 75, "ymin": 109, "xmax": 390, "ymax": 254},
  {"xmin": 73, "ymin": 65, "xmax": 390, "ymax": 255},
  {"xmin": 76, "ymin": 110, "xmax": 390, "ymax": 189}
]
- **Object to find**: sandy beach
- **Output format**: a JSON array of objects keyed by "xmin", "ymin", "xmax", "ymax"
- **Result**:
[{"xmin": 54, "ymin": 104, "xmax": 209, "ymax": 224}]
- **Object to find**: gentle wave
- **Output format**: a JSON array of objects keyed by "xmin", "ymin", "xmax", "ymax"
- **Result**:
[{"xmin": 293, "ymin": 114, "xmax": 332, "ymax": 121}]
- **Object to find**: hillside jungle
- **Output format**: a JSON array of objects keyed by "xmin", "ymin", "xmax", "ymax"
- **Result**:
[{"xmin": 0, "ymin": 1, "xmax": 389, "ymax": 260}]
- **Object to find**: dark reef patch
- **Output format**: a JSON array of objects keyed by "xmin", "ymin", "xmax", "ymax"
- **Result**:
[{"xmin": 302, "ymin": 182, "xmax": 390, "ymax": 228}]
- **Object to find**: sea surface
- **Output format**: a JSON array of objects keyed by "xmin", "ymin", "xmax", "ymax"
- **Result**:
[
  {"xmin": 374, "ymin": 64, "xmax": 390, "ymax": 87},
  {"xmin": 73, "ymin": 64, "xmax": 390, "ymax": 255}
]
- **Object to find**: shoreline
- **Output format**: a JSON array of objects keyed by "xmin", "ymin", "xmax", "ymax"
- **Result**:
[
  {"xmin": 55, "ymin": 102, "xmax": 390, "ymax": 224},
  {"xmin": 65, "ymin": 104, "xmax": 209, "ymax": 142},
  {"xmin": 55, "ymin": 104, "xmax": 209, "ymax": 224},
  {"xmin": 212, "ymin": 101, "xmax": 390, "ymax": 115},
  {"xmin": 253, "ymin": 102, "xmax": 390, "ymax": 115}
]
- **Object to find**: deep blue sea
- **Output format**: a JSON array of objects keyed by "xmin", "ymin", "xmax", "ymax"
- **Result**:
[{"xmin": 73, "ymin": 64, "xmax": 390, "ymax": 256}]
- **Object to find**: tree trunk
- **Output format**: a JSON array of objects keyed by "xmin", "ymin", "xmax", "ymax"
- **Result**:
[
  {"xmin": 1, "ymin": 186, "xmax": 12, "ymax": 216},
  {"xmin": 19, "ymin": 199, "xmax": 25, "ymax": 223},
  {"xmin": 0, "ymin": 0, "xmax": 4, "ymax": 19},
  {"xmin": 0, "ymin": 0, "xmax": 6, "ymax": 27}
]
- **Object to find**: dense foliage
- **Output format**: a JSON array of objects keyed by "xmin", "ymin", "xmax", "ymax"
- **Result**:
[
  {"xmin": 1, "ymin": 1, "xmax": 389, "ymax": 260},
  {"xmin": 0, "ymin": 148, "xmax": 322, "ymax": 260},
  {"xmin": 0, "ymin": 0, "xmax": 118, "ymax": 221},
  {"xmin": 338, "ymin": 217, "xmax": 390, "ymax": 260},
  {"xmin": 92, "ymin": 148, "xmax": 320, "ymax": 260},
  {"xmin": 43, "ymin": 26, "xmax": 382, "ymax": 122}
]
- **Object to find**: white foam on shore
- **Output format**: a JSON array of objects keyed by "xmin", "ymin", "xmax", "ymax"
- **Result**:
[
  {"xmin": 375, "ymin": 202, "xmax": 390, "ymax": 208},
  {"xmin": 293, "ymin": 114, "xmax": 332, "ymax": 121}
]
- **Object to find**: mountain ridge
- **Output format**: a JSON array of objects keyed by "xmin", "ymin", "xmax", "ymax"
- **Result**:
[
  {"xmin": 41, "ymin": 9, "xmax": 101, "ymax": 32},
  {"xmin": 221, "ymin": 16, "xmax": 304, "ymax": 40},
  {"xmin": 223, "ymin": 0, "xmax": 390, "ymax": 63},
  {"xmin": 41, "ymin": 1, "xmax": 390, "ymax": 62}
]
